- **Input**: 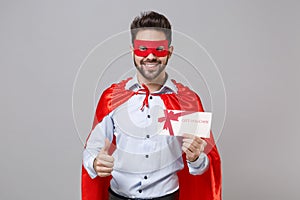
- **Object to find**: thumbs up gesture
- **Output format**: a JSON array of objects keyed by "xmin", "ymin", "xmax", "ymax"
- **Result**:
[{"xmin": 93, "ymin": 138, "xmax": 114, "ymax": 177}]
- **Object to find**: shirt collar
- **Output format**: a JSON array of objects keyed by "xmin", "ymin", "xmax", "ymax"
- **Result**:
[{"xmin": 125, "ymin": 74, "xmax": 178, "ymax": 94}]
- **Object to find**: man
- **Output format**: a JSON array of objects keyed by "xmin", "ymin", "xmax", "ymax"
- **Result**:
[{"xmin": 82, "ymin": 11, "xmax": 221, "ymax": 200}]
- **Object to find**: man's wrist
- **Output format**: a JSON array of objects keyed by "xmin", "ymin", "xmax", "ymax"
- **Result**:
[{"xmin": 187, "ymin": 153, "xmax": 207, "ymax": 168}]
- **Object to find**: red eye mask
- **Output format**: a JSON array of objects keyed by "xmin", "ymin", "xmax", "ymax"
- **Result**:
[{"xmin": 134, "ymin": 40, "xmax": 169, "ymax": 57}]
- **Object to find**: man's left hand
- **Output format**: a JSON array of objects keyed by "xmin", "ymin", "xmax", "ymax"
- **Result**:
[{"xmin": 182, "ymin": 133, "xmax": 207, "ymax": 162}]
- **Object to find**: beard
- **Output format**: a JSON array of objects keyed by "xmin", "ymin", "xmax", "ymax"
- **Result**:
[{"xmin": 134, "ymin": 57, "xmax": 168, "ymax": 81}]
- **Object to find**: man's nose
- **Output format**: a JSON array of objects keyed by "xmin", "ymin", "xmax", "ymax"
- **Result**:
[{"xmin": 146, "ymin": 52, "xmax": 156, "ymax": 59}]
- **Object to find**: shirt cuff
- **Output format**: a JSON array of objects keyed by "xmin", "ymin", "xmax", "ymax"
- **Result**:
[
  {"xmin": 187, "ymin": 153, "xmax": 209, "ymax": 175},
  {"xmin": 83, "ymin": 150, "xmax": 98, "ymax": 179}
]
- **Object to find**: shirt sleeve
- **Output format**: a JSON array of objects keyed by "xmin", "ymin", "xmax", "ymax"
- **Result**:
[
  {"xmin": 82, "ymin": 114, "xmax": 114, "ymax": 179},
  {"xmin": 187, "ymin": 152, "xmax": 210, "ymax": 175}
]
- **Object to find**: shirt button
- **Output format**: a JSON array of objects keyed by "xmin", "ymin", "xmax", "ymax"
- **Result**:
[
  {"xmin": 147, "ymin": 115, "xmax": 150, "ymax": 118},
  {"xmin": 144, "ymin": 176, "xmax": 148, "ymax": 179},
  {"xmin": 146, "ymin": 135, "xmax": 150, "ymax": 138},
  {"xmin": 139, "ymin": 190, "xmax": 142, "ymax": 193},
  {"xmin": 145, "ymin": 155, "xmax": 149, "ymax": 158},
  {"xmin": 149, "ymin": 96, "xmax": 153, "ymax": 99}
]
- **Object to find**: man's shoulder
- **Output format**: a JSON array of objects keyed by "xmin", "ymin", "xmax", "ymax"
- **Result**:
[
  {"xmin": 95, "ymin": 77, "xmax": 134, "ymax": 113},
  {"xmin": 102, "ymin": 77, "xmax": 133, "ymax": 94},
  {"xmin": 170, "ymin": 79, "xmax": 197, "ymax": 95}
]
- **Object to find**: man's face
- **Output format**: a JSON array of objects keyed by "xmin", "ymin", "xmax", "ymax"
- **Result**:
[{"xmin": 132, "ymin": 29, "xmax": 173, "ymax": 82}]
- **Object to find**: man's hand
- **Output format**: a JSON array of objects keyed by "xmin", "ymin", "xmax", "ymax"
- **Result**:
[
  {"xmin": 182, "ymin": 133, "xmax": 207, "ymax": 162},
  {"xmin": 93, "ymin": 138, "xmax": 114, "ymax": 177}
]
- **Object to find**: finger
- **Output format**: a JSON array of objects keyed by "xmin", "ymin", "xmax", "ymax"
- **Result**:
[
  {"xmin": 97, "ymin": 172, "xmax": 112, "ymax": 177},
  {"xmin": 182, "ymin": 133, "xmax": 195, "ymax": 139},
  {"xmin": 184, "ymin": 136, "xmax": 203, "ymax": 145},
  {"xmin": 183, "ymin": 134, "xmax": 205, "ymax": 145},
  {"xmin": 183, "ymin": 138, "xmax": 201, "ymax": 151},
  {"xmin": 184, "ymin": 148, "xmax": 199, "ymax": 162},
  {"xmin": 101, "ymin": 138, "xmax": 111, "ymax": 154},
  {"xmin": 94, "ymin": 159, "xmax": 114, "ymax": 168},
  {"xmin": 189, "ymin": 140, "xmax": 202, "ymax": 151},
  {"xmin": 202, "ymin": 139, "xmax": 207, "ymax": 148},
  {"xmin": 95, "ymin": 166, "xmax": 113, "ymax": 173},
  {"xmin": 182, "ymin": 138, "xmax": 195, "ymax": 148},
  {"xmin": 182, "ymin": 145, "xmax": 188, "ymax": 154},
  {"xmin": 194, "ymin": 139, "xmax": 207, "ymax": 152},
  {"xmin": 182, "ymin": 141, "xmax": 201, "ymax": 158},
  {"xmin": 182, "ymin": 147, "xmax": 199, "ymax": 162},
  {"xmin": 182, "ymin": 141, "xmax": 195, "ymax": 152},
  {"xmin": 182, "ymin": 144, "xmax": 196, "ymax": 154},
  {"xmin": 182, "ymin": 138, "xmax": 193, "ymax": 144},
  {"xmin": 191, "ymin": 141, "xmax": 207, "ymax": 153},
  {"xmin": 183, "ymin": 135, "xmax": 201, "ymax": 148},
  {"xmin": 97, "ymin": 154, "xmax": 114, "ymax": 163},
  {"xmin": 184, "ymin": 137, "xmax": 206, "ymax": 149}
]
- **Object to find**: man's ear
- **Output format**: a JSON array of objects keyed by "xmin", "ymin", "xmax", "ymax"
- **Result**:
[
  {"xmin": 168, "ymin": 46, "xmax": 174, "ymax": 58},
  {"xmin": 130, "ymin": 45, "xmax": 134, "ymax": 56}
]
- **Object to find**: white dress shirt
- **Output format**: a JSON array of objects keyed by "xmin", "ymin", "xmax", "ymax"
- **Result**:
[{"xmin": 83, "ymin": 75, "xmax": 209, "ymax": 199}]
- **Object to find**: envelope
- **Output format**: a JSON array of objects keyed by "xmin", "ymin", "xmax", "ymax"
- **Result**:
[{"xmin": 157, "ymin": 110, "xmax": 212, "ymax": 138}]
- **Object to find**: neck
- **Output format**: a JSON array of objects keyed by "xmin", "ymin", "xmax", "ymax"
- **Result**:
[{"xmin": 137, "ymin": 73, "xmax": 167, "ymax": 93}]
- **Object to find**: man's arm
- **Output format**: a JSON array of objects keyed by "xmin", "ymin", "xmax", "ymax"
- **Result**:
[{"xmin": 83, "ymin": 114, "xmax": 114, "ymax": 178}]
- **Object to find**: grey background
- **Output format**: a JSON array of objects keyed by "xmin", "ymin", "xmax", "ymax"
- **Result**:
[{"xmin": 1, "ymin": 0, "xmax": 299, "ymax": 200}]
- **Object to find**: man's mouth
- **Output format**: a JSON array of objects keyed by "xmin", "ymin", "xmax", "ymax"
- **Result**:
[{"xmin": 141, "ymin": 62, "xmax": 160, "ymax": 69}]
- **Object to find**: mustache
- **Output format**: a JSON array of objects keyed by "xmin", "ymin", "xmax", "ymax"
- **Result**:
[{"xmin": 141, "ymin": 59, "xmax": 162, "ymax": 64}]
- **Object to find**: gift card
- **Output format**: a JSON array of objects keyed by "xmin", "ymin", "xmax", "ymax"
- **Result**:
[{"xmin": 157, "ymin": 110, "xmax": 212, "ymax": 138}]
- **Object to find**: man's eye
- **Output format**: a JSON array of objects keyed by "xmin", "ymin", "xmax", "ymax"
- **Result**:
[
  {"xmin": 139, "ymin": 46, "xmax": 147, "ymax": 51},
  {"xmin": 156, "ymin": 46, "xmax": 164, "ymax": 51}
]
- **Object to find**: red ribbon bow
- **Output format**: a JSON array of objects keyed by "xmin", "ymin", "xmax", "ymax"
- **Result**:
[{"xmin": 158, "ymin": 110, "xmax": 195, "ymax": 136}]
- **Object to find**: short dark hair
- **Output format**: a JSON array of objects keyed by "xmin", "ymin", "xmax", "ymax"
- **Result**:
[{"xmin": 130, "ymin": 11, "xmax": 172, "ymax": 45}]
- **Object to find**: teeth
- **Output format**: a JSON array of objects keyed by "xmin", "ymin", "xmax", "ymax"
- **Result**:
[{"xmin": 144, "ymin": 63, "xmax": 158, "ymax": 67}]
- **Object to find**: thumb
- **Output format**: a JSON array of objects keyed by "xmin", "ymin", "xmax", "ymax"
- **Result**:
[{"xmin": 100, "ymin": 138, "xmax": 111, "ymax": 154}]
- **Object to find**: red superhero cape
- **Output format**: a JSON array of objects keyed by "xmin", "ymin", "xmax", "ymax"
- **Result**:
[{"xmin": 81, "ymin": 78, "xmax": 222, "ymax": 200}]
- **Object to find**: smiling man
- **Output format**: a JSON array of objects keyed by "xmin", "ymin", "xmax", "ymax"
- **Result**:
[
  {"xmin": 82, "ymin": 11, "xmax": 222, "ymax": 200},
  {"xmin": 133, "ymin": 30, "xmax": 172, "ymax": 86}
]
